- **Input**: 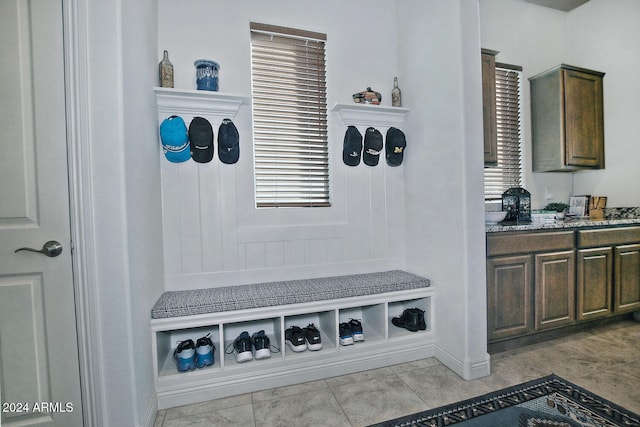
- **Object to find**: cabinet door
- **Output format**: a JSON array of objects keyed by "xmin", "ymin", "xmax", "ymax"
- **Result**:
[
  {"xmin": 481, "ymin": 49, "xmax": 498, "ymax": 166},
  {"xmin": 535, "ymin": 251, "xmax": 576, "ymax": 330},
  {"xmin": 577, "ymin": 247, "xmax": 613, "ymax": 321},
  {"xmin": 487, "ymin": 255, "xmax": 533, "ymax": 341},
  {"xmin": 563, "ymin": 68, "xmax": 604, "ymax": 168},
  {"xmin": 614, "ymin": 244, "xmax": 640, "ymax": 313}
]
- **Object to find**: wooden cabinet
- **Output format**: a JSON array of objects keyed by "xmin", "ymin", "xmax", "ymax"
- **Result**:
[
  {"xmin": 535, "ymin": 251, "xmax": 575, "ymax": 330},
  {"xmin": 577, "ymin": 247, "xmax": 613, "ymax": 321},
  {"xmin": 486, "ymin": 230, "xmax": 575, "ymax": 342},
  {"xmin": 481, "ymin": 49, "xmax": 498, "ymax": 166},
  {"xmin": 614, "ymin": 244, "xmax": 640, "ymax": 313},
  {"xmin": 487, "ymin": 255, "xmax": 533, "ymax": 341},
  {"xmin": 577, "ymin": 227, "xmax": 640, "ymax": 316},
  {"xmin": 488, "ymin": 225, "xmax": 640, "ymax": 346},
  {"xmin": 530, "ymin": 64, "xmax": 605, "ymax": 172}
]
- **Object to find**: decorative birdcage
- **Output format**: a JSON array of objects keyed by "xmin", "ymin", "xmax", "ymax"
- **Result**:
[{"xmin": 502, "ymin": 187, "xmax": 531, "ymax": 223}]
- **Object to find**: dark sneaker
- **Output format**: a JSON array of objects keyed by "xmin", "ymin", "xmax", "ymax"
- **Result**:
[
  {"xmin": 252, "ymin": 330, "xmax": 272, "ymax": 360},
  {"xmin": 285, "ymin": 326, "xmax": 307, "ymax": 352},
  {"xmin": 303, "ymin": 323, "xmax": 323, "ymax": 351},
  {"xmin": 230, "ymin": 331, "xmax": 253, "ymax": 363},
  {"xmin": 173, "ymin": 339, "xmax": 196, "ymax": 372},
  {"xmin": 195, "ymin": 333, "xmax": 215, "ymax": 368},
  {"xmin": 349, "ymin": 318, "xmax": 364, "ymax": 342},
  {"xmin": 339, "ymin": 322, "xmax": 354, "ymax": 346}
]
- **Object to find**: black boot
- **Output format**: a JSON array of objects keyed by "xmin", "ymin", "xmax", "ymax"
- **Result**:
[{"xmin": 392, "ymin": 308, "xmax": 426, "ymax": 332}]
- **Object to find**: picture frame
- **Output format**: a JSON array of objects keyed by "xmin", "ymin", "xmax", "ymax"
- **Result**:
[{"xmin": 569, "ymin": 195, "xmax": 590, "ymax": 217}]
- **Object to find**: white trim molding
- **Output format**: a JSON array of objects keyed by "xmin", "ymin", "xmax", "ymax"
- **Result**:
[{"xmin": 63, "ymin": 0, "xmax": 104, "ymax": 424}]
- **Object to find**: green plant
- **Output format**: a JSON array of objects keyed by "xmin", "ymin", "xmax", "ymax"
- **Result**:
[{"xmin": 544, "ymin": 202, "xmax": 569, "ymax": 212}]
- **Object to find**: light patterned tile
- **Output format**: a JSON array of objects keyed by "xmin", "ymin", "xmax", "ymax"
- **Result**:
[
  {"xmin": 162, "ymin": 403, "xmax": 255, "ymax": 427},
  {"xmin": 388, "ymin": 357, "xmax": 441, "ymax": 374},
  {"xmin": 396, "ymin": 363, "xmax": 493, "ymax": 409},
  {"xmin": 325, "ymin": 366, "xmax": 396, "ymax": 388},
  {"xmin": 164, "ymin": 394, "xmax": 252, "ymax": 420},
  {"xmin": 253, "ymin": 388, "xmax": 350, "ymax": 427},
  {"xmin": 154, "ymin": 410, "xmax": 166, "ymax": 427},
  {"xmin": 330, "ymin": 374, "xmax": 429, "ymax": 427},
  {"xmin": 251, "ymin": 379, "xmax": 329, "ymax": 403}
]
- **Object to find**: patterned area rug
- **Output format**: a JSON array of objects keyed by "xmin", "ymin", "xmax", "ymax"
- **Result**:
[{"xmin": 370, "ymin": 374, "xmax": 640, "ymax": 427}]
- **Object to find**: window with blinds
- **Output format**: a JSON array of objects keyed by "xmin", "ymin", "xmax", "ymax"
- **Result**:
[
  {"xmin": 484, "ymin": 64, "xmax": 523, "ymax": 201},
  {"xmin": 250, "ymin": 22, "xmax": 330, "ymax": 208}
]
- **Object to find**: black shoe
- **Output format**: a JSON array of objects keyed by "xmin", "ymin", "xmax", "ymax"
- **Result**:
[
  {"xmin": 252, "ymin": 330, "xmax": 272, "ymax": 360},
  {"xmin": 303, "ymin": 323, "xmax": 323, "ymax": 351},
  {"xmin": 339, "ymin": 322, "xmax": 354, "ymax": 346},
  {"xmin": 226, "ymin": 331, "xmax": 253, "ymax": 363},
  {"xmin": 392, "ymin": 308, "xmax": 426, "ymax": 332},
  {"xmin": 349, "ymin": 318, "xmax": 364, "ymax": 342},
  {"xmin": 285, "ymin": 326, "xmax": 307, "ymax": 352}
]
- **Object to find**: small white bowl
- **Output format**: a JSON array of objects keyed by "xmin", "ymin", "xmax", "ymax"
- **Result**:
[{"xmin": 485, "ymin": 211, "xmax": 507, "ymax": 224}]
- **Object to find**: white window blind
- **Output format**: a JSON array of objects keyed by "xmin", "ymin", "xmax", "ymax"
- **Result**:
[
  {"xmin": 250, "ymin": 22, "xmax": 330, "ymax": 208},
  {"xmin": 484, "ymin": 64, "xmax": 523, "ymax": 201}
]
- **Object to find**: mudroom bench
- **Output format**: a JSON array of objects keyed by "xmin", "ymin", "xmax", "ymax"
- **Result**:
[{"xmin": 150, "ymin": 270, "xmax": 434, "ymax": 409}]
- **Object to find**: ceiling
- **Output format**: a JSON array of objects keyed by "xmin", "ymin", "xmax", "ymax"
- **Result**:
[{"xmin": 524, "ymin": 0, "xmax": 590, "ymax": 12}]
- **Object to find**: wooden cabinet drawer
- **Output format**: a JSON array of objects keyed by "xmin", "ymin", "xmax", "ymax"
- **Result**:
[
  {"xmin": 577, "ymin": 226, "xmax": 640, "ymax": 248},
  {"xmin": 487, "ymin": 231, "xmax": 574, "ymax": 257}
]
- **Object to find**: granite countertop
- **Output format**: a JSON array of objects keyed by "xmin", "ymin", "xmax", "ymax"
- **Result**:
[
  {"xmin": 486, "ymin": 207, "xmax": 640, "ymax": 233},
  {"xmin": 486, "ymin": 217, "xmax": 640, "ymax": 233}
]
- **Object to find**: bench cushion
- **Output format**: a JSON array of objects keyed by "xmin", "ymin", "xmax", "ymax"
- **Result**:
[{"xmin": 151, "ymin": 270, "xmax": 430, "ymax": 319}]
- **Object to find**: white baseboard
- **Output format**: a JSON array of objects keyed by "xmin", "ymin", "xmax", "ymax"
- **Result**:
[
  {"xmin": 434, "ymin": 344, "xmax": 491, "ymax": 380},
  {"xmin": 141, "ymin": 394, "xmax": 158, "ymax": 427}
]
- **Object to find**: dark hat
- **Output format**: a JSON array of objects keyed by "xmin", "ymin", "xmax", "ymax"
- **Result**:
[
  {"xmin": 363, "ymin": 127, "xmax": 383, "ymax": 166},
  {"xmin": 342, "ymin": 126, "xmax": 362, "ymax": 166},
  {"xmin": 218, "ymin": 119, "xmax": 239, "ymax": 164},
  {"xmin": 159, "ymin": 115, "xmax": 190, "ymax": 163},
  {"xmin": 189, "ymin": 117, "xmax": 214, "ymax": 163},
  {"xmin": 385, "ymin": 127, "xmax": 406, "ymax": 166}
]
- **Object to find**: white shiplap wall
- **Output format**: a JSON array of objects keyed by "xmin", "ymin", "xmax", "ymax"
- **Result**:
[
  {"xmin": 157, "ymin": 0, "xmax": 406, "ymax": 291},
  {"xmin": 159, "ymin": 105, "xmax": 408, "ymax": 290}
]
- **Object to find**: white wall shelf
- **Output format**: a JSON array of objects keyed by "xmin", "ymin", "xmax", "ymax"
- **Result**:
[
  {"xmin": 331, "ymin": 103, "xmax": 410, "ymax": 127},
  {"xmin": 151, "ymin": 287, "xmax": 434, "ymax": 409},
  {"xmin": 154, "ymin": 87, "xmax": 250, "ymax": 121}
]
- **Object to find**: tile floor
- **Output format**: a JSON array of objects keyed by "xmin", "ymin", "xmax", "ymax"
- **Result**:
[{"xmin": 154, "ymin": 320, "xmax": 640, "ymax": 426}]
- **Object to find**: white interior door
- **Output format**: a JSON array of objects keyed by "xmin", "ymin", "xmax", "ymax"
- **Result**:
[{"xmin": 0, "ymin": 0, "xmax": 83, "ymax": 425}]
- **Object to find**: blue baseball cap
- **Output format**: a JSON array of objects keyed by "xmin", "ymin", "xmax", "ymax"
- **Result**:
[{"xmin": 160, "ymin": 115, "xmax": 190, "ymax": 163}]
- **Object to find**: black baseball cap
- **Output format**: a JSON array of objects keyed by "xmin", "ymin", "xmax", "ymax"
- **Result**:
[
  {"xmin": 342, "ymin": 126, "xmax": 362, "ymax": 166},
  {"xmin": 218, "ymin": 119, "xmax": 239, "ymax": 164},
  {"xmin": 363, "ymin": 127, "xmax": 383, "ymax": 166},
  {"xmin": 385, "ymin": 127, "xmax": 406, "ymax": 166},
  {"xmin": 189, "ymin": 117, "xmax": 214, "ymax": 163}
]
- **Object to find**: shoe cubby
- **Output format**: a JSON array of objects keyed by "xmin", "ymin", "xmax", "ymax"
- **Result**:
[
  {"xmin": 284, "ymin": 309, "xmax": 336, "ymax": 356},
  {"xmin": 155, "ymin": 324, "xmax": 221, "ymax": 378},
  {"xmin": 388, "ymin": 297, "xmax": 431, "ymax": 339},
  {"xmin": 338, "ymin": 303, "xmax": 386, "ymax": 345},
  {"xmin": 151, "ymin": 287, "xmax": 435, "ymax": 409},
  {"xmin": 222, "ymin": 317, "xmax": 281, "ymax": 368}
]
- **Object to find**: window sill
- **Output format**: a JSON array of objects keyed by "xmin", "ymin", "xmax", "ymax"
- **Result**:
[
  {"xmin": 331, "ymin": 103, "xmax": 410, "ymax": 127},
  {"xmin": 154, "ymin": 87, "xmax": 250, "ymax": 121}
]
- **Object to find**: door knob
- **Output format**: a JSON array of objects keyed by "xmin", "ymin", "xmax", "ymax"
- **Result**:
[{"xmin": 15, "ymin": 240, "xmax": 63, "ymax": 257}]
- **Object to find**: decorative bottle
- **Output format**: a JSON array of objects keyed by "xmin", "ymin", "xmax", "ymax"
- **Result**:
[
  {"xmin": 159, "ymin": 50, "xmax": 174, "ymax": 88},
  {"xmin": 391, "ymin": 76, "xmax": 402, "ymax": 107}
]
